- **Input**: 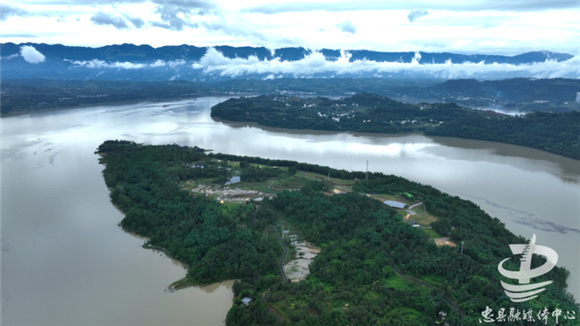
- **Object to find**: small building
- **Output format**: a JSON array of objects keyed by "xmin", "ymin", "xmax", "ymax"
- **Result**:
[
  {"xmin": 241, "ymin": 297, "xmax": 253, "ymax": 306},
  {"xmin": 383, "ymin": 200, "xmax": 406, "ymax": 209},
  {"xmin": 401, "ymin": 192, "xmax": 413, "ymax": 199},
  {"xmin": 409, "ymin": 220, "xmax": 420, "ymax": 227}
]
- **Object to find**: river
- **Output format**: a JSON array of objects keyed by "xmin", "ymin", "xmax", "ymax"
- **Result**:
[{"xmin": 2, "ymin": 97, "xmax": 578, "ymax": 325}]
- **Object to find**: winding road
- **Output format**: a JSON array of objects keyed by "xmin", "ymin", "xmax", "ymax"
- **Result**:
[
  {"xmin": 264, "ymin": 225, "xmax": 288, "ymax": 282},
  {"xmin": 254, "ymin": 204, "xmax": 289, "ymax": 323}
]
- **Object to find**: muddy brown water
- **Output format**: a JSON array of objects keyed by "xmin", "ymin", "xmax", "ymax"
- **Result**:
[{"xmin": 2, "ymin": 97, "xmax": 578, "ymax": 325}]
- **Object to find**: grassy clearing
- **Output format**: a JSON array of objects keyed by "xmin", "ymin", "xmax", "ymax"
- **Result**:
[
  {"xmin": 422, "ymin": 275, "xmax": 445, "ymax": 288},
  {"xmin": 410, "ymin": 204, "xmax": 438, "ymax": 225},
  {"xmin": 272, "ymin": 174, "xmax": 311, "ymax": 190},
  {"xmin": 300, "ymin": 171, "xmax": 355, "ymax": 185},
  {"xmin": 423, "ymin": 228, "xmax": 442, "ymax": 238},
  {"xmin": 411, "ymin": 212, "xmax": 438, "ymax": 227},
  {"xmin": 390, "ymin": 307, "xmax": 422, "ymax": 321},
  {"xmin": 382, "ymin": 274, "xmax": 414, "ymax": 291},
  {"xmin": 396, "ymin": 209, "xmax": 410, "ymax": 218},
  {"xmin": 382, "ymin": 273, "xmax": 430, "ymax": 294}
]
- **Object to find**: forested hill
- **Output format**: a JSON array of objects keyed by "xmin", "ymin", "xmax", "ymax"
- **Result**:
[
  {"xmin": 3, "ymin": 78, "xmax": 579, "ymax": 115},
  {"xmin": 211, "ymin": 93, "xmax": 580, "ymax": 160},
  {"xmin": 97, "ymin": 140, "xmax": 578, "ymax": 326}
]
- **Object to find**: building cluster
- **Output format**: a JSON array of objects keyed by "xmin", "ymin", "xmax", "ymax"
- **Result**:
[{"xmin": 192, "ymin": 184, "xmax": 274, "ymax": 202}]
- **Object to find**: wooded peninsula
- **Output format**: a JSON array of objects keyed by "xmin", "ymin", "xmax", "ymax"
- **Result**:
[
  {"xmin": 211, "ymin": 93, "xmax": 580, "ymax": 160},
  {"xmin": 97, "ymin": 140, "xmax": 578, "ymax": 326}
]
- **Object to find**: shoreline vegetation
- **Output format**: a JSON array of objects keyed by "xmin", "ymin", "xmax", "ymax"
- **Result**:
[
  {"xmin": 4, "ymin": 78, "xmax": 578, "ymax": 159},
  {"xmin": 0, "ymin": 78, "xmax": 254, "ymax": 116},
  {"xmin": 3, "ymin": 77, "xmax": 580, "ymax": 116},
  {"xmin": 211, "ymin": 93, "xmax": 580, "ymax": 160},
  {"xmin": 97, "ymin": 140, "xmax": 578, "ymax": 326}
]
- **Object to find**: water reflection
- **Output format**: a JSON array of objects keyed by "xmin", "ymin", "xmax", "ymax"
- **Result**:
[
  {"xmin": 426, "ymin": 136, "xmax": 580, "ymax": 184},
  {"xmin": 198, "ymin": 280, "xmax": 237, "ymax": 294},
  {"xmin": 215, "ymin": 119, "xmax": 579, "ymax": 185}
]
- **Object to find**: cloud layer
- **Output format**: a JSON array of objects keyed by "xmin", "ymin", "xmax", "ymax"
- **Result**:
[
  {"xmin": 0, "ymin": 3, "xmax": 28, "ymax": 21},
  {"xmin": 407, "ymin": 9, "xmax": 429, "ymax": 22},
  {"xmin": 1, "ymin": 2, "xmax": 578, "ymax": 56},
  {"xmin": 191, "ymin": 48, "xmax": 580, "ymax": 79},
  {"xmin": 150, "ymin": 0, "xmax": 218, "ymax": 31},
  {"xmin": 245, "ymin": 2, "xmax": 579, "ymax": 14},
  {"xmin": 60, "ymin": 47, "xmax": 580, "ymax": 79},
  {"xmin": 336, "ymin": 20, "xmax": 356, "ymax": 34},
  {"xmin": 90, "ymin": 12, "xmax": 129, "ymax": 29},
  {"xmin": 65, "ymin": 59, "xmax": 186, "ymax": 69}
]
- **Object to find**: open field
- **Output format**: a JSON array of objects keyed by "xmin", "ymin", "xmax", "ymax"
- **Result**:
[{"xmin": 300, "ymin": 171, "xmax": 356, "ymax": 185}]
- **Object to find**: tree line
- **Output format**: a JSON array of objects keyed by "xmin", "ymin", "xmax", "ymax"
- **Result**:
[{"xmin": 211, "ymin": 93, "xmax": 580, "ymax": 160}]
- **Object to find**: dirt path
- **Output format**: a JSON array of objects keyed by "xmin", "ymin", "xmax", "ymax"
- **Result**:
[
  {"xmin": 264, "ymin": 225, "xmax": 288, "ymax": 282},
  {"xmin": 409, "ymin": 202, "xmax": 423, "ymax": 209}
]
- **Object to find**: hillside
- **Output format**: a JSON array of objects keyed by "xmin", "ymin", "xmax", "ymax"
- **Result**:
[{"xmin": 211, "ymin": 93, "xmax": 580, "ymax": 160}]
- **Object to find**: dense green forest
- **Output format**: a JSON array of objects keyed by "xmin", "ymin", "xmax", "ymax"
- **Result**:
[
  {"xmin": 97, "ymin": 141, "xmax": 578, "ymax": 326},
  {"xmin": 425, "ymin": 110, "xmax": 580, "ymax": 159},
  {"xmin": 214, "ymin": 77, "xmax": 580, "ymax": 111},
  {"xmin": 211, "ymin": 93, "xmax": 580, "ymax": 159},
  {"xmin": 3, "ymin": 77, "xmax": 579, "ymax": 115}
]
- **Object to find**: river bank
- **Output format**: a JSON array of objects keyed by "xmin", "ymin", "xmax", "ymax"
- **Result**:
[{"xmin": 2, "ymin": 97, "xmax": 578, "ymax": 326}]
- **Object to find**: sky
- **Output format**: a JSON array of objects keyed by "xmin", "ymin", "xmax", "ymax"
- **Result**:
[{"xmin": 1, "ymin": 0, "xmax": 579, "ymax": 56}]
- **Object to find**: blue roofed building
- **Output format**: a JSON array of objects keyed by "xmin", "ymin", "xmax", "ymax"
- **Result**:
[
  {"xmin": 241, "ymin": 297, "xmax": 253, "ymax": 306},
  {"xmin": 383, "ymin": 200, "xmax": 406, "ymax": 209}
]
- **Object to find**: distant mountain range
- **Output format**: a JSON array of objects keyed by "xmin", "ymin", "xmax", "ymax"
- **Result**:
[{"xmin": 0, "ymin": 42, "xmax": 575, "ymax": 81}]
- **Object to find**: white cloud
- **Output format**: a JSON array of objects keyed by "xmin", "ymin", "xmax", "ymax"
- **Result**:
[
  {"xmin": 122, "ymin": 13, "xmax": 145, "ymax": 28},
  {"xmin": 0, "ymin": 2, "xmax": 578, "ymax": 58},
  {"xmin": 336, "ymin": 20, "xmax": 356, "ymax": 34},
  {"xmin": 244, "ymin": 2, "xmax": 578, "ymax": 14},
  {"xmin": 190, "ymin": 47, "xmax": 580, "ymax": 79},
  {"xmin": 0, "ymin": 3, "xmax": 29, "ymax": 21},
  {"xmin": 20, "ymin": 45, "xmax": 45, "ymax": 63},
  {"xmin": 150, "ymin": 59, "xmax": 166, "ymax": 67},
  {"xmin": 64, "ymin": 59, "xmax": 186, "ymax": 69},
  {"xmin": 90, "ymin": 12, "xmax": 129, "ymax": 29},
  {"xmin": 407, "ymin": 9, "xmax": 428, "ymax": 22},
  {"xmin": 0, "ymin": 53, "xmax": 20, "ymax": 60},
  {"xmin": 65, "ymin": 59, "xmax": 145, "ymax": 69},
  {"xmin": 150, "ymin": 0, "xmax": 219, "ymax": 31}
]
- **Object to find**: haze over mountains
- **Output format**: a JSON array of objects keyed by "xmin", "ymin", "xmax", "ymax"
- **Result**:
[{"xmin": 1, "ymin": 43, "xmax": 577, "ymax": 81}]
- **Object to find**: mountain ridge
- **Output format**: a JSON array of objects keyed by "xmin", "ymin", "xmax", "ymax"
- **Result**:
[
  {"xmin": 2, "ymin": 42, "xmax": 573, "ymax": 64},
  {"xmin": 1, "ymin": 42, "xmax": 575, "ymax": 81}
]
